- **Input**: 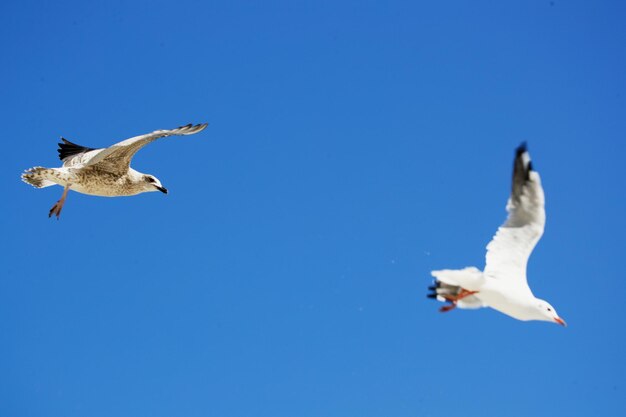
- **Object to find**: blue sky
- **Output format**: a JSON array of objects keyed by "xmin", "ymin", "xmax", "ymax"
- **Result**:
[{"xmin": 1, "ymin": 1, "xmax": 625, "ymax": 416}]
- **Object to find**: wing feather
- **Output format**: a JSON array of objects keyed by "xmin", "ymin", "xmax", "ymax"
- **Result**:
[
  {"xmin": 57, "ymin": 138, "xmax": 105, "ymax": 167},
  {"xmin": 484, "ymin": 143, "xmax": 546, "ymax": 292},
  {"xmin": 84, "ymin": 123, "xmax": 208, "ymax": 174}
]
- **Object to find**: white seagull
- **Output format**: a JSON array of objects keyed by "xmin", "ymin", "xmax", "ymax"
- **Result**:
[
  {"xmin": 428, "ymin": 143, "xmax": 566, "ymax": 326},
  {"xmin": 22, "ymin": 123, "xmax": 208, "ymax": 218}
]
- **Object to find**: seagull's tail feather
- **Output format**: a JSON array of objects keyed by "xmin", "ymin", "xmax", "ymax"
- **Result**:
[
  {"xmin": 21, "ymin": 167, "xmax": 56, "ymax": 188},
  {"xmin": 428, "ymin": 267, "xmax": 484, "ymax": 309}
]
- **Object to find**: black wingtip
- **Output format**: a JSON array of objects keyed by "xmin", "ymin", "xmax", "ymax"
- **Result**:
[
  {"xmin": 57, "ymin": 138, "xmax": 96, "ymax": 161},
  {"xmin": 514, "ymin": 141, "xmax": 532, "ymax": 175},
  {"xmin": 511, "ymin": 142, "xmax": 533, "ymax": 196},
  {"xmin": 426, "ymin": 293, "xmax": 437, "ymax": 299}
]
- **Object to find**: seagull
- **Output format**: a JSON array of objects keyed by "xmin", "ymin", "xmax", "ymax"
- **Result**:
[
  {"xmin": 22, "ymin": 123, "xmax": 208, "ymax": 218},
  {"xmin": 427, "ymin": 143, "xmax": 566, "ymax": 326}
]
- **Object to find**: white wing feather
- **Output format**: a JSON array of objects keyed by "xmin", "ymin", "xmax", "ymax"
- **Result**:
[
  {"xmin": 483, "ymin": 145, "xmax": 545, "ymax": 294},
  {"xmin": 62, "ymin": 148, "xmax": 105, "ymax": 167}
]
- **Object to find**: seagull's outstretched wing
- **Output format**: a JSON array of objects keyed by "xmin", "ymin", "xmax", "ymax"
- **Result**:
[
  {"xmin": 84, "ymin": 123, "xmax": 208, "ymax": 174},
  {"xmin": 484, "ymin": 143, "xmax": 546, "ymax": 292}
]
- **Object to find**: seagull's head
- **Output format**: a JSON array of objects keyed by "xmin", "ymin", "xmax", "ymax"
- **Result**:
[
  {"xmin": 142, "ymin": 174, "xmax": 168, "ymax": 194},
  {"xmin": 535, "ymin": 299, "xmax": 566, "ymax": 327}
]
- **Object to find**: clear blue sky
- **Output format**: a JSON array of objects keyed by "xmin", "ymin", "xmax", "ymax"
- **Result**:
[{"xmin": 1, "ymin": 1, "xmax": 625, "ymax": 416}]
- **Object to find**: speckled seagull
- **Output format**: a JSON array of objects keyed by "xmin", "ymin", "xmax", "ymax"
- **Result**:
[
  {"xmin": 428, "ymin": 143, "xmax": 566, "ymax": 326},
  {"xmin": 22, "ymin": 123, "xmax": 208, "ymax": 218}
]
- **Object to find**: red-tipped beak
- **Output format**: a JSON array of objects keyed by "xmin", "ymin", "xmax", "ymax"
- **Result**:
[{"xmin": 554, "ymin": 317, "xmax": 567, "ymax": 327}]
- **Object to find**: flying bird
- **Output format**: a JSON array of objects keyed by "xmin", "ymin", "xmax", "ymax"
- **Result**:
[
  {"xmin": 22, "ymin": 123, "xmax": 208, "ymax": 218},
  {"xmin": 428, "ymin": 143, "xmax": 566, "ymax": 326}
]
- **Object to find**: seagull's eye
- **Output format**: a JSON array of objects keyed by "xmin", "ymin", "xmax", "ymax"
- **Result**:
[
  {"xmin": 146, "ymin": 177, "xmax": 155, "ymax": 183},
  {"xmin": 547, "ymin": 307, "xmax": 552, "ymax": 312}
]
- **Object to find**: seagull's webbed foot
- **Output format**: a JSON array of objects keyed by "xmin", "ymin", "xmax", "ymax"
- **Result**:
[
  {"xmin": 49, "ymin": 202, "xmax": 62, "ymax": 219},
  {"xmin": 439, "ymin": 303, "xmax": 457, "ymax": 313},
  {"xmin": 48, "ymin": 185, "xmax": 70, "ymax": 220}
]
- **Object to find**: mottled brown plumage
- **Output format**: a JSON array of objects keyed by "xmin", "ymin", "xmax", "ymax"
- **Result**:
[{"xmin": 22, "ymin": 123, "xmax": 208, "ymax": 218}]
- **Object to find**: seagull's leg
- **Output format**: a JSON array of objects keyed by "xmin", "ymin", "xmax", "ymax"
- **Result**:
[
  {"xmin": 49, "ymin": 184, "xmax": 71, "ymax": 219},
  {"xmin": 438, "ymin": 289, "xmax": 478, "ymax": 313},
  {"xmin": 443, "ymin": 289, "xmax": 478, "ymax": 302},
  {"xmin": 456, "ymin": 289, "xmax": 478, "ymax": 300}
]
